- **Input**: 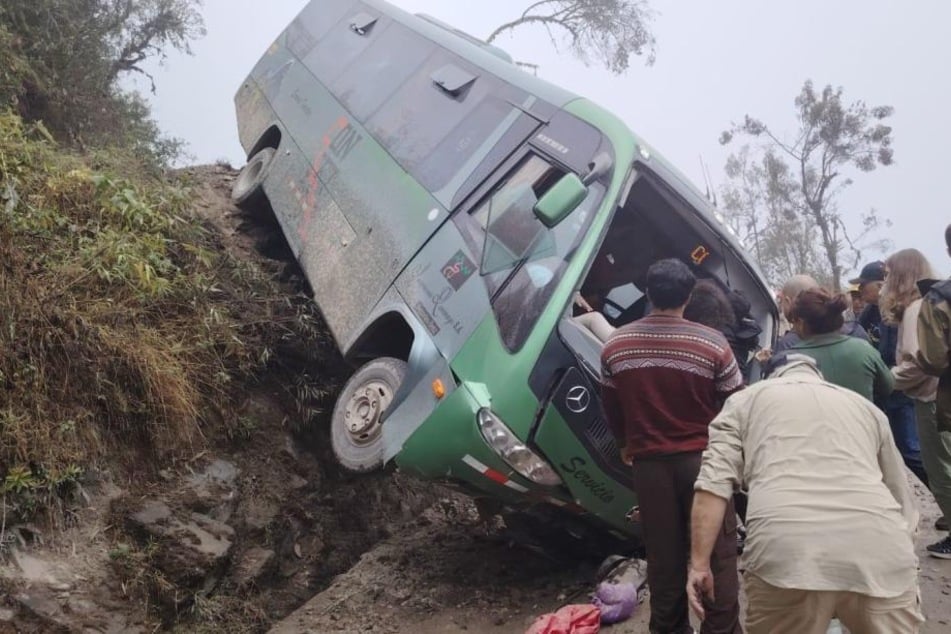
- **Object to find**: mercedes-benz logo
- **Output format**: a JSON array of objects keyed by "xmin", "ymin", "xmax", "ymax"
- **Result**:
[{"xmin": 565, "ymin": 385, "xmax": 590, "ymax": 414}]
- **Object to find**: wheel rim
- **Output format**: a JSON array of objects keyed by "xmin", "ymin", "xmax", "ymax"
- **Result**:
[
  {"xmin": 236, "ymin": 158, "xmax": 263, "ymax": 195},
  {"xmin": 342, "ymin": 379, "xmax": 393, "ymax": 446}
]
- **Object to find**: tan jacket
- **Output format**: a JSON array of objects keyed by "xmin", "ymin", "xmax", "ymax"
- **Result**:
[
  {"xmin": 893, "ymin": 299, "xmax": 938, "ymax": 401},
  {"xmin": 917, "ymin": 280, "xmax": 951, "ymax": 432},
  {"xmin": 696, "ymin": 360, "xmax": 918, "ymax": 597}
]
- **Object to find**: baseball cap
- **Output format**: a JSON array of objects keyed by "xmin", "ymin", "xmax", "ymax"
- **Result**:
[
  {"xmin": 847, "ymin": 282, "xmax": 861, "ymax": 295},
  {"xmin": 849, "ymin": 261, "xmax": 886, "ymax": 286}
]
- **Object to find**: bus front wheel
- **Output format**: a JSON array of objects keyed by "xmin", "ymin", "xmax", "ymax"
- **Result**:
[{"xmin": 330, "ymin": 357, "xmax": 407, "ymax": 473}]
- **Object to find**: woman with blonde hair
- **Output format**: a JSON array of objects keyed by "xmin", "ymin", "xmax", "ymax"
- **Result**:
[
  {"xmin": 885, "ymin": 248, "xmax": 951, "ymax": 557},
  {"xmin": 868, "ymin": 250, "xmax": 933, "ymax": 492},
  {"xmin": 882, "ymin": 248, "xmax": 938, "ymax": 325}
]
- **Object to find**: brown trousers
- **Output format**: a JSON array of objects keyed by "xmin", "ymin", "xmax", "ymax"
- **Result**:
[
  {"xmin": 745, "ymin": 574, "xmax": 923, "ymax": 634},
  {"xmin": 633, "ymin": 452, "xmax": 741, "ymax": 634}
]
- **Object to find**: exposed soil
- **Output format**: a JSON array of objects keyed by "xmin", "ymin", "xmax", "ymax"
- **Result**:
[{"xmin": 1, "ymin": 165, "xmax": 950, "ymax": 633}]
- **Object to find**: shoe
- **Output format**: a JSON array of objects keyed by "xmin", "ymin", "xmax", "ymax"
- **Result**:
[
  {"xmin": 926, "ymin": 535, "xmax": 951, "ymax": 559},
  {"xmin": 937, "ymin": 516, "xmax": 949, "ymax": 531}
]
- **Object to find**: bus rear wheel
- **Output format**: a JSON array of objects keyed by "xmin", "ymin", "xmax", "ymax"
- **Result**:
[
  {"xmin": 330, "ymin": 357, "xmax": 407, "ymax": 473},
  {"xmin": 232, "ymin": 146, "xmax": 276, "ymax": 211}
]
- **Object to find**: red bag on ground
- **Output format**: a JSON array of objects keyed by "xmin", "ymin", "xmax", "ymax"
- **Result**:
[{"xmin": 525, "ymin": 604, "xmax": 601, "ymax": 634}]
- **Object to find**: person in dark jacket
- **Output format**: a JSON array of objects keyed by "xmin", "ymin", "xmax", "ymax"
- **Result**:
[{"xmin": 855, "ymin": 261, "xmax": 887, "ymax": 348}]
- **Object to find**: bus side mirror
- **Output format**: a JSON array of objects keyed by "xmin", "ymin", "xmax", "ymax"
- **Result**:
[{"xmin": 533, "ymin": 173, "xmax": 587, "ymax": 228}]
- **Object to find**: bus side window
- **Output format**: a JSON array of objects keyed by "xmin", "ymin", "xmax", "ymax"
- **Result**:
[{"xmin": 331, "ymin": 22, "xmax": 432, "ymax": 123}]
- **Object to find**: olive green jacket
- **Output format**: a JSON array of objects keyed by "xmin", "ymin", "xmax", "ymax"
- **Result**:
[
  {"xmin": 791, "ymin": 333, "xmax": 894, "ymax": 403},
  {"xmin": 918, "ymin": 279, "xmax": 951, "ymax": 432}
]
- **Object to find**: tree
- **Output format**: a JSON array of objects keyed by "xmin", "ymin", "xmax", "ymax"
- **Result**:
[
  {"xmin": 720, "ymin": 145, "xmax": 828, "ymax": 287},
  {"xmin": 720, "ymin": 81, "xmax": 894, "ymax": 291},
  {"xmin": 0, "ymin": 0, "xmax": 204, "ymax": 161},
  {"xmin": 487, "ymin": 0, "xmax": 656, "ymax": 74}
]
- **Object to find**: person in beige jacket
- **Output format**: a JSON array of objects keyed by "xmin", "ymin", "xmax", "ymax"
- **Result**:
[
  {"xmin": 687, "ymin": 353, "xmax": 922, "ymax": 634},
  {"xmin": 884, "ymin": 247, "xmax": 951, "ymax": 558}
]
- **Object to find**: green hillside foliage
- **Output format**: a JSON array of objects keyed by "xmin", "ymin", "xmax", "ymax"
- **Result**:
[
  {"xmin": 0, "ymin": 0, "xmax": 205, "ymax": 166},
  {"xmin": 0, "ymin": 113, "xmax": 337, "ymax": 521}
]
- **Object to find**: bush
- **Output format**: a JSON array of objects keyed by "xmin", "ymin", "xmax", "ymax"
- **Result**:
[{"xmin": 0, "ymin": 112, "xmax": 339, "ymax": 521}]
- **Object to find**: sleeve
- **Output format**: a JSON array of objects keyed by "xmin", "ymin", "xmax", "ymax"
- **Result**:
[
  {"xmin": 695, "ymin": 394, "xmax": 745, "ymax": 500},
  {"xmin": 870, "ymin": 349, "xmax": 895, "ymax": 402},
  {"xmin": 874, "ymin": 406, "xmax": 920, "ymax": 535},
  {"xmin": 850, "ymin": 322, "xmax": 870, "ymax": 343},
  {"xmin": 771, "ymin": 332, "xmax": 796, "ymax": 355},
  {"xmin": 715, "ymin": 340, "xmax": 744, "ymax": 395},
  {"xmin": 917, "ymin": 298, "xmax": 951, "ymax": 377},
  {"xmin": 892, "ymin": 302, "xmax": 933, "ymax": 393},
  {"xmin": 600, "ymin": 352, "xmax": 625, "ymax": 446}
]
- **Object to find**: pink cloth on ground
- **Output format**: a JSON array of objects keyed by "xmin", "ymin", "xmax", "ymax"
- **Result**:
[{"xmin": 525, "ymin": 604, "xmax": 601, "ymax": 634}]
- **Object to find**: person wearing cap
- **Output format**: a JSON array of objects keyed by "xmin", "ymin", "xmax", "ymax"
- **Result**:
[
  {"xmin": 687, "ymin": 353, "xmax": 922, "ymax": 634},
  {"xmin": 854, "ymin": 261, "xmax": 888, "ymax": 347},
  {"xmin": 847, "ymin": 283, "xmax": 865, "ymax": 322}
]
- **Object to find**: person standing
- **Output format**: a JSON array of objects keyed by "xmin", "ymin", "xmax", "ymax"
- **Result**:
[
  {"xmin": 855, "ymin": 261, "xmax": 888, "ymax": 347},
  {"xmin": 918, "ymin": 225, "xmax": 951, "ymax": 545},
  {"xmin": 884, "ymin": 248, "xmax": 950, "ymax": 545},
  {"xmin": 772, "ymin": 275, "xmax": 867, "ymax": 356},
  {"xmin": 852, "ymin": 257, "xmax": 932, "ymax": 488},
  {"xmin": 601, "ymin": 258, "xmax": 742, "ymax": 634},
  {"xmin": 687, "ymin": 353, "xmax": 922, "ymax": 634},
  {"xmin": 847, "ymin": 283, "xmax": 866, "ymax": 322},
  {"xmin": 789, "ymin": 288, "xmax": 894, "ymax": 403}
]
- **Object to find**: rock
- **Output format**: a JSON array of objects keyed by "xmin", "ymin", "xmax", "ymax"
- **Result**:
[
  {"xmin": 0, "ymin": 607, "xmax": 14, "ymax": 621},
  {"xmin": 126, "ymin": 499, "xmax": 235, "ymax": 590},
  {"xmin": 129, "ymin": 500, "xmax": 172, "ymax": 528},
  {"xmin": 288, "ymin": 474, "xmax": 308, "ymax": 490},
  {"xmin": 184, "ymin": 459, "xmax": 239, "ymax": 522},
  {"xmin": 11, "ymin": 550, "xmax": 71, "ymax": 589},
  {"xmin": 232, "ymin": 547, "xmax": 276, "ymax": 590},
  {"xmin": 243, "ymin": 498, "xmax": 280, "ymax": 531},
  {"xmin": 15, "ymin": 590, "xmax": 69, "ymax": 630}
]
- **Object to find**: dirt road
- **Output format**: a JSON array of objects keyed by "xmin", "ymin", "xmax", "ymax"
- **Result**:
[{"xmin": 270, "ymin": 477, "xmax": 951, "ymax": 633}]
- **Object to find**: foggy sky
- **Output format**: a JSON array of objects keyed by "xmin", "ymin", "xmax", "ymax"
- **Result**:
[{"xmin": 136, "ymin": 0, "xmax": 951, "ymax": 279}]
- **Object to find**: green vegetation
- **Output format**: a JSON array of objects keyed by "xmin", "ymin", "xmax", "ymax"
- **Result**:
[
  {"xmin": 0, "ymin": 112, "xmax": 339, "ymax": 522},
  {"xmin": 0, "ymin": 0, "xmax": 205, "ymax": 165}
]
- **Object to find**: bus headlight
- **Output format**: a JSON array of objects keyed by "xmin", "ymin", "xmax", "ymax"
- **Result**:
[{"xmin": 476, "ymin": 408, "xmax": 563, "ymax": 487}]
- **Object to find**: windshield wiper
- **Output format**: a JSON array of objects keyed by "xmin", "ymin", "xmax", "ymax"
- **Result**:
[{"xmin": 489, "ymin": 256, "xmax": 529, "ymax": 304}]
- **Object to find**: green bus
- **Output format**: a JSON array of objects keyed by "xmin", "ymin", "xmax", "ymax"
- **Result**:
[{"xmin": 233, "ymin": 0, "xmax": 777, "ymax": 540}]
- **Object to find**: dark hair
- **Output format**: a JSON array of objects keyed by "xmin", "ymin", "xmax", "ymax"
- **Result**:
[
  {"xmin": 946, "ymin": 224, "xmax": 951, "ymax": 250},
  {"xmin": 727, "ymin": 289, "xmax": 752, "ymax": 321},
  {"xmin": 646, "ymin": 258, "xmax": 696, "ymax": 310},
  {"xmin": 684, "ymin": 279, "xmax": 737, "ymax": 331},
  {"xmin": 790, "ymin": 288, "xmax": 848, "ymax": 335}
]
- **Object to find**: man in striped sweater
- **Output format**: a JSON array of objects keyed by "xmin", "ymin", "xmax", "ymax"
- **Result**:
[{"xmin": 601, "ymin": 258, "xmax": 743, "ymax": 634}]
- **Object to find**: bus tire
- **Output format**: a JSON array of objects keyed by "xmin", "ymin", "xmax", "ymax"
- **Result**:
[
  {"xmin": 330, "ymin": 357, "xmax": 407, "ymax": 473},
  {"xmin": 231, "ymin": 147, "xmax": 276, "ymax": 211}
]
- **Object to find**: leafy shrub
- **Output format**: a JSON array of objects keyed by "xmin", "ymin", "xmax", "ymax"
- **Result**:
[{"xmin": 0, "ymin": 111, "xmax": 341, "ymax": 521}]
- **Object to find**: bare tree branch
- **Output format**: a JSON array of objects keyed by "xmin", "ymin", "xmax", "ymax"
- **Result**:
[{"xmin": 487, "ymin": 0, "xmax": 656, "ymax": 74}]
